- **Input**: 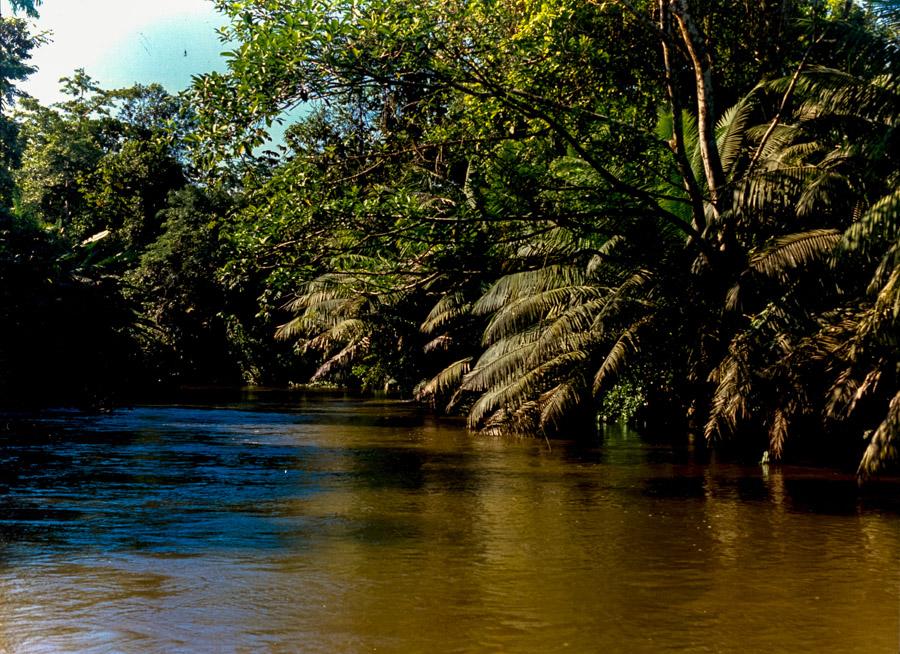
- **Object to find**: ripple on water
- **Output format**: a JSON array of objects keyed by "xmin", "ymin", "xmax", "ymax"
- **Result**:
[{"xmin": 0, "ymin": 400, "xmax": 896, "ymax": 653}]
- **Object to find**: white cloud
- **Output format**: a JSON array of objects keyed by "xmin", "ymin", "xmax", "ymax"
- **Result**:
[{"xmin": 20, "ymin": 0, "xmax": 226, "ymax": 104}]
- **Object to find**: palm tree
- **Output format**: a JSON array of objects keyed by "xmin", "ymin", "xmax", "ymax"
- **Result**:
[{"xmin": 704, "ymin": 13, "xmax": 900, "ymax": 474}]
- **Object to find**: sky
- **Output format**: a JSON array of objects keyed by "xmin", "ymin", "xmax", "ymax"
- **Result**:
[{"xmin": 13, "ymin": 0, "xmax": 228, "ymax": 105}]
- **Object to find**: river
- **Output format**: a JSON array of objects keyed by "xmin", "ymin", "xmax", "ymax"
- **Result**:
[{"xmin": 0, "ymin": 393, "xmax": 897, "ymax": 653}]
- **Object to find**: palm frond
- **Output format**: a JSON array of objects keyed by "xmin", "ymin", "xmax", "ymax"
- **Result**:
[
  {"xmin": 516, "ymin": 226, "xmax": 584, "ymax": 258},
  {"xmin": 868, "ymin": 0, "xmax": 900, "ymax": 33},
  {"xmin": 415, "ymin": 357, "xmax": 473, "ymax": 404},
  {"xmin": 873, "ymin": 265, "xmax": 900, "ymax": 320},
  {"xmin": 462, "ymin": 330, "xmax": 541, "ymax": 392},
  {"xmin": 483, "ymin": 284, "xmax": 600, "ymax": 344},
  {"xmin": 531, "ymin": 296, "xmax": 609, "ymax": 360},
  {"xmin": 587, "ymin": 235, "xmax": 625, "ymax": 276},
  {"xmin": 675, "ymin": 109, "xmax": 702, "ymax": 181},
  {"xmin": 705, "ymin": 339, "xmax": 754, "ymax": 441},
  {"xmin": 468, "ymin": 349, "xmax": 590, "ymax": 430},
  {"xmin": 593, "ymin": 319, "xmax": 645, "ymax": 394},
  {"xmin": 306, "ymin": 318, "xmax": 367, "ymax": 351},
  {"xmin": 473, "ymin": 266, "xmax": 584, "ymax": 315},
  {"xmin": 769, "ymin": 408, "xmax": 790, "ymax": 458},
  {"xmin": 310, "ymin": 336, "xmax": 371, "ymax": 381},
  {"xmin": 842, "ymin": 188, "xmax": 900, "ymax": 257},
  {"xmin": 423, "ymin": 334, "xmax": 454, "ymax": 353},
  {"xmin": 592, "ymin": 269, "xmax": 654, "ymax": 330},
  {"xmin": 540, "ymin": 381, "xmax": 583, "ymax": 431},
  {"xmin": 284, "ymin": 278, "xmax": 359, "ymax": 312},
  {"xmin": 716, "ymin": 96, "xmax": 754, "ymax": 178},
  {"xmin": 421, "ymin": 291, "xmax": 470, "ymax": 334},
  {"xmin": 736, "ymin": 166, "xmax": 818, "ymax": 213},
  {"xmin": 795, "ymin": 170, "xmax": 850, "ymax": 217},
  {"xmin": 794, "ymin": 66, "xmax": 899, "ymax": 126},
  {"xmin": 725, "ymin": 277, "xmax": 745, "ymax": 313},
  {"xmin": 749, "ymin": 229, "xmax": 841, "ymax": 280},
  {"xmin": 859, "ymin": 390, "xmax": 900, "ymax": 477},
  {"xmin": 869, "ymin": 240, "xmax": 900, "ymax": 292},
  {"xmin": 826, "ymin": 366, "xmax": 859, "ymax": 420},
  {"xmin": 745, "ymin": 123, "xmax": 802, "ymax": 162},
  {"xmin": 276, "ymin": 315, "xmax": 314, "ymax": 341}
]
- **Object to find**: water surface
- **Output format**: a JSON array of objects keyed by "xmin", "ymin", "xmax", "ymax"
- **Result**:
[{"xmin": 0, "ymin": 395, "xmax": 898, "ymax": 652}]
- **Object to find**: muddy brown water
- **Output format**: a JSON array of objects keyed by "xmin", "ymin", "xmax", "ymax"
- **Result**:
[{"xmin": 0, "ymin": 395, "xmax": 897, "ymax": 653}]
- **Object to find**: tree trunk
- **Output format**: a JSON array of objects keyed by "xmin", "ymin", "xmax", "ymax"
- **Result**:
[
  {"xmin": 658, "ymin": 0, "xmax": 706, "ymax": 233},
  {"xmin": 671, "ymin": 0, "xmax": 727, "ymax": 216}
]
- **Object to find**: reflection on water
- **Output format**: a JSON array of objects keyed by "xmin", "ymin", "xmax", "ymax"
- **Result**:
[{"xmin": 0, "ymin": 396, "xmax": 898, "ymax": 653}]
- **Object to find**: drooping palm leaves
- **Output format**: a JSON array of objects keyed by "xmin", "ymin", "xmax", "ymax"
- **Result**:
[
  {"xmin": 277, "ymin": 274, "xmax": 377, "ymax": 382},
  {"xmin": 267, "ymin": 1, "xmax": 900, "ymax": 477},
  {"xmin": 443, "ymin": 218, "xmax": 670, "ymax": 435},
  {"xmin": 703, "ymin": 15, "xmax": 900, "ymax": 473}
]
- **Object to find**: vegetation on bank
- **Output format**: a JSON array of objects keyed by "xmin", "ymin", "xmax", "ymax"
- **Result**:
[{"xmin": 0, "ymin": 1, "xmax": 897, "ymax": 476}]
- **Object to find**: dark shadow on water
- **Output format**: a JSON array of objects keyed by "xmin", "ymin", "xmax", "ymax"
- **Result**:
[
  {"xmin": 717, "ymin": 475, "xmax": 771, "ymax": 502},
  {"xmin": 345, "ymin": 446, "xmax": 483, "ymax": 494},
  {"xmin": 641, "ymin": 475, "xmax": 708, "ymax": 499},
  {"xmin": 635, "ymin": 468, "xmax": 900, "ymax": 516},
  {"xmin": 350, "ymin": 515, "xmax": 425, "ymax": 546},
  {"xmin": 778, "ymin": 476, "xmax": 900, "ymax": 515}
]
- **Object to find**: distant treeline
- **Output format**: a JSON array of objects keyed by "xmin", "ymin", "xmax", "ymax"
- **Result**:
[{"xmin": 1, "ymin": 1, "xmax": 898, "ymax": 476}]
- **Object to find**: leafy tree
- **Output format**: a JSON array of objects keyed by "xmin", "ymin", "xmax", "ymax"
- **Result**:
[
  {"xmin": 129, "ymin": 186, "xmax": 235, "ymax": 383},
  {"xmin": 0, "ymin": 1, "xmax": 41, "ymax": 18},
  {"xmin": 0, "ymin": 17, "xmax": 42, "ymax": 205},
  {"xmin": 0, "ymin": 215, "xmax": 137, "ymax": 405},
  {"xmin": 191, "ymin": 0, "xmax": 899, "ymax": 475},
  {"xmin": 7, "ymin": 71, "xmax": 239, "ymax": 401},
  {"xmin": 15, "ymin": 74, "xmax": 188, "ymax": 256}
]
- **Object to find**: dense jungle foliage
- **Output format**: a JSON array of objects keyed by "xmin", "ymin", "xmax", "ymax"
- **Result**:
[{"xmin": 0, "ymin": 0, "xmax": 898, "ymax": 476}]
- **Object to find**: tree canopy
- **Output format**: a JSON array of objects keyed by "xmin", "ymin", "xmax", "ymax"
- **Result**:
[
  {"xmin": 186, "ymin": 0, "xmax": 900, "ymax": 476},
  {"xmin": 1, "ymin": 1, "xmax": 898, "ymax": 477}
]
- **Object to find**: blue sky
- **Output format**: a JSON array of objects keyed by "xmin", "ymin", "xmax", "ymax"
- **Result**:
[{"xmin": 15, "ymin": 0, "xmax": 227, "ymax": 104}]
